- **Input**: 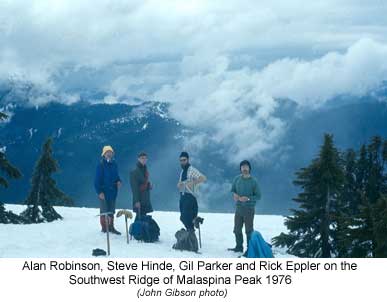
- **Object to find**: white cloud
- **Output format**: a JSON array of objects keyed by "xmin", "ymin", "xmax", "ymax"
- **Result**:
[
  {"xmin": 1, "ymin": 1, "xmax": 387, "ymax": 162},
  {"xmin": 153, "ymin": 39, "xmax": 387, "ymax": 163},
  {"xmin": 1, "ymin": 0, "xmax": 386, "ymax": 85},
  {"xmin": 257, "ymin": 38, "xmax": 387, "ymax": 107}
]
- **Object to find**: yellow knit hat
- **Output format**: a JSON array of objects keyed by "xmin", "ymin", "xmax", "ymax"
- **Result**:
[{"xmin": 101, "ymin": 145, "xmax": 114, "ymax": 156}]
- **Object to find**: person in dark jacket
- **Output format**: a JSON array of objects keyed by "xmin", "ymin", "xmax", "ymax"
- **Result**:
[
  {"xmin": 228, "ymin": 160, "xmax": 261, "ymax": 256},
  {"xmin": 177, "ymin": 151, "xmax": 206, "ymax": 231},
  {"xmin": 130, "ymin": 152, "xmax": 153, "ymax": 218},
  {"xmin": 94, "ymin": 145, "xmax": 122, "ymax": 235}
]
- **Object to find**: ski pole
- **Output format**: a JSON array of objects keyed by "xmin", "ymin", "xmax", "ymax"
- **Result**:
[
  {"xmin": 198, "ymin": 224, "xmax": 202, "ymax": 249},
  {"xmin": 97, "ymin": 212, "xmax": 113, "ymax": 256},
  {"xmin": 138, "ymin": 206, "xmax": 143, "ymax": 242},
  {"xmin": 194, "ymin": 216, "xmax": 204, "ymax": 249},
  {"xmin": 105, "ymin": 214, "xmax": 110, "ymax": 256},
  {"xmin": 116, "ymin": 210, "xmax": 133, "ymax": 244},
  {"xmin": 125, "ymin": 216, "xmax": 129, "ymax": 244}
]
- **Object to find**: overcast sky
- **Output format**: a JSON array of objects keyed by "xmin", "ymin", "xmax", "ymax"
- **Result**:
[{"xmin": 1, "ymin": 0, "xmax": 387, "ymax": 161}]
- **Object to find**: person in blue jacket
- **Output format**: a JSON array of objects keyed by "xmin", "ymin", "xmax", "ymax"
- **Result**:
[{"xmin": 94, "ymin": 145, "xmax": 122, "ymax": 235}]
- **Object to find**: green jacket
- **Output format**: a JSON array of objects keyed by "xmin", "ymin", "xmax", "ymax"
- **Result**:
[{"xmin": 231, "ymin": 174, "xmax": 261, "ymax": 207}]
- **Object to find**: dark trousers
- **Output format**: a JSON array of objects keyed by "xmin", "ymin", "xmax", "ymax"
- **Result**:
[
  {"xmin": 179, "ymin": 193, "xmax": 198, "ymax": 231},
  {"xmin": 100, "ymin": 199, "xmax": 116, "ymax": 217},
  {"xmin": 233, "ymin": 206, "xmax": 255, "ymax": 248}
]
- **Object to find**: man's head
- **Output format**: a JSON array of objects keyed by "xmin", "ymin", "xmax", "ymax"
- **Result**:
[
  {"xmin": 240, "ymin": 160, "xmax": 251, "ymax": 175},
  {"xmin": 179, "ymin": 151, "xmax": 189, "ymax": 168},
  {"xmin": 102, "ymin": 146, "xmax": 114, "ymax": 160},
  {"xmin": 138, "ymin": 151, "xmax": 148, "ymax": 166}
]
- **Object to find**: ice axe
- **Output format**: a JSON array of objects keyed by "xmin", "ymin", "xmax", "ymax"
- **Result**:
[
  {"xmin": 97, "ymin": 212, "xmax": 114, "ymax": 256},
  {"xmin": 193, "ymin": 216, "xmax": 204, "ymax": 249},
  {"xmin": 116, "ymin": 209, "xmax": 133, "ymax": 244}
]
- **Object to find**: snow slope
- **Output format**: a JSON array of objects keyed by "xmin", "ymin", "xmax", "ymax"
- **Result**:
[{"xmin": 0, "ymin": 205, "xmax": 291, "ymax": 258}]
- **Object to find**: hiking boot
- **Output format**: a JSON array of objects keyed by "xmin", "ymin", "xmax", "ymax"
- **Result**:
[
  {"xmin": 108, "ymin": 216, "xmax": 121, "ymax": 235},
  {"xmin": 109, "ymin": 227, "xmax": 121, "ymax": 235},
  {"xmin": 227, "ymin": 246, "xmax": 243, "ymax": 253}
]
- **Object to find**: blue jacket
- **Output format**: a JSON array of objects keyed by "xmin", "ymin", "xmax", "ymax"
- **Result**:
[
  {"xmin": 247, "ymin": 231, "xmax": 274, "ymax": 258},
  {"xmin": 94, "ymin": 159, "xmax": 121, "ymax": 201}
]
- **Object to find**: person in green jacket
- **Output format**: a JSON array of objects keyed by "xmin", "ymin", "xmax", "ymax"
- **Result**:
[{"xmin": 228, "ymin": 160, "xmax": 261, "ymax": 256}]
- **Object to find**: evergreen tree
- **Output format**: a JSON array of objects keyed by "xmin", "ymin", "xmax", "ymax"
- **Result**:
[
  {"xmin": 20, "ymin": 137, "xmax": 71, "ymax": 223},
  {"xmin": 0, "ymin": 113, "xmax": 22, "ymax": 188},
  {"xmin": 350, "ymin": 137, "xmax": 386, "ymax": 257},
  {"xmin": 273, "ymin": 134, "xmax": 344, "ymax": 257},
  {"xmin": 342, "ymin": 149, "xmax": 360, "ymax": 214},
  {"xmin": 335, "ymin": 149, "xmax": 359, "ymax": 257},
  {"xmin": 372, "ymin": 194, "xmax": 387, "ymax": 257},
  {"xmin": 344, "ymin": 144, "xmax": 371, "ymax": 256},
  {"xmin": 365, "ymin": 136, "xmax": 385, "ymax": 203},
  {"xmin": 355, "ymin": 145, "xmax": 368, "ymax": 198},
  {"xmin": 0, "ymin": 112, "xmax": 24, "ymax": 224},
  {"xmin": 336, "ymin": 137, "xmax": 387, "ymax": 257}
]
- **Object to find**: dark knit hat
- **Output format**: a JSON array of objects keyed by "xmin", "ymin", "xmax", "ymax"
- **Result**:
[
  {"xmin": 138, "ymin": 151, "xmax": 147, "ymax": 157},
  {"xmin": 180, "ymin": 151, "xmax": 189, "ymax": 159},
  {"xmin": 240, "ymin": 160, "xmax": 251, "ymax": 171}
]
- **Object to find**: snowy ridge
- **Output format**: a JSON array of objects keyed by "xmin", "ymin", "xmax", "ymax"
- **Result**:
[{"xmin": 0, "ymin": 205, "xmax": 291, "ymax": 258}]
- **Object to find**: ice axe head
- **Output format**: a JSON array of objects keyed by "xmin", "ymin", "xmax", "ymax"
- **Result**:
[{"xmin": 116, "ymin": 209, "xmax": 133, "ymax": 219}]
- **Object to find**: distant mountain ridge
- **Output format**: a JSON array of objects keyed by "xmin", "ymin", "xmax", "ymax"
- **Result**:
[{"xmin": 1, "ymin": 81, "xmax": 387, "ymax": 214}]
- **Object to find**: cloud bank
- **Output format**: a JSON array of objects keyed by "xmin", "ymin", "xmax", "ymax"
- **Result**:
[
  {"xmin": 153, "ymin": 39, "xmax": 387, "ymax": 162},
  {"xmin": 1, "ymin": 0, "xmax": 387, "ymax": 162}
]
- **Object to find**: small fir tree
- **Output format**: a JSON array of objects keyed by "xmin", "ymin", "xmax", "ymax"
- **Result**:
[
  {"xmin": 0, "ymin": 112, "xmax": 23, "ymax": 224},
  {"xmin": 20, "ymin": 137, "xmax": 71, "ymax": 223}
]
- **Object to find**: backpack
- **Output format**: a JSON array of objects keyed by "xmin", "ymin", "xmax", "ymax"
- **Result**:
[
  {"xmin": 172, "ymin": 228, "xmax": 199, "ymax": 252},
  {"xmin": 129, "ymin": 215, "xmax": 160, "ymax": 243},
  {"xmin": 247, "ymin": 231, "xmax": 274, "ymax": 258}
]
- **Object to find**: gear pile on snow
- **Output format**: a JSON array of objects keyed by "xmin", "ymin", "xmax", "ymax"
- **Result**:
[
  {"xmin": 129, "ymin": 214, "xmax": 160, "ymax": 243},
  {"xmin": 172, "ymin": 228, "xmax": 199, "ymax": 253},
  {"xmin": 92, "ymin": 248, "xmax": 107, "ymax": 257}
]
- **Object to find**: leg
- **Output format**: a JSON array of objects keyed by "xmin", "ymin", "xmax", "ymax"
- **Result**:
[
  {"xmin": 244, "ymin": 207, "xmax": 255, "ymax": 250},
  {"xmin": 100, "ymin": 198, "xmax": 108, "ymax": 232},
  {"xmin": 186, "ymin": 195, "xmax": 197, "ymax": 231},
  {"xmin": 179, "ymin": 195, "xmax": 185, "ymax": 227},
  {"xmin": 106, "ymin": 199, "xmax": 114, "ymax": 226},
  {"xmin": 191, "ymin": 196, "xmax": 199, "ymax": 230},
  {"xmin": 99, "ymin": 216, "xmax": 107, "ymax": 232},
  {"xmin": 134, "ymin": 212, "xmax": 141, "ymax": 221},
  {"xmin": 107, "ymin": 199, "xmax": 121, "ymax": 235},
  {"xmin": 180, "ymin": 194, "xmax": 196, "ymax": 231},
  {"xmin": 192, "ymin": 196, "xmax": 198, "ymax": 219},
  {"xmin": 232, "ymin": 207, "xmax": 244, "ymax": 251}
]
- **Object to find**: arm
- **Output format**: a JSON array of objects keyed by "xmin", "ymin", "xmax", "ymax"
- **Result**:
[
  {"xmin": 177, "ymin": 171, "xmax": 184, "ymax": 189},
  {"xmin": 233, "ymin": 193, "xmax": 240, "ymax": 202},
  {"xmin": 115, "ymin": 162, "xmax": 122, "ymax": 188},
  {"xmin": 184, "ymin": 167, "xmax": 206, "ymax": 192},
  {"xmin": 231, "ymin": 177, "xmax": 239, "ymax": 201},
  {"xmin": 94, "ymin": 164, "xmax": 102, "ymax": 194},
  {"xmin": 130, "ymin": 171, "xmax": 141, "ymax": 206},
  {"xmin": 245, "ymin": 180, "xmax": 261, "ymax": 202},
  {"xmin": 190, "ymin": 167, "xmax": 207, "ymax": 185},
  {"xmin": 194, "ymin": 174, "xmax": 206, "ymax": 185},
  {"xmin": 94, "ymin": 164, "xmax": 105, "ymax": 200}
]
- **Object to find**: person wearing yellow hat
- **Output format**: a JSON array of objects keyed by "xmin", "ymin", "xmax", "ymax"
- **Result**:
[
  {"xmin": 94, "ymin": 145, "xmax": 122, "ymax": 235},
  {"xmin": 101, "ymin": 145, "xmax": 114, "ymax": 157}
]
